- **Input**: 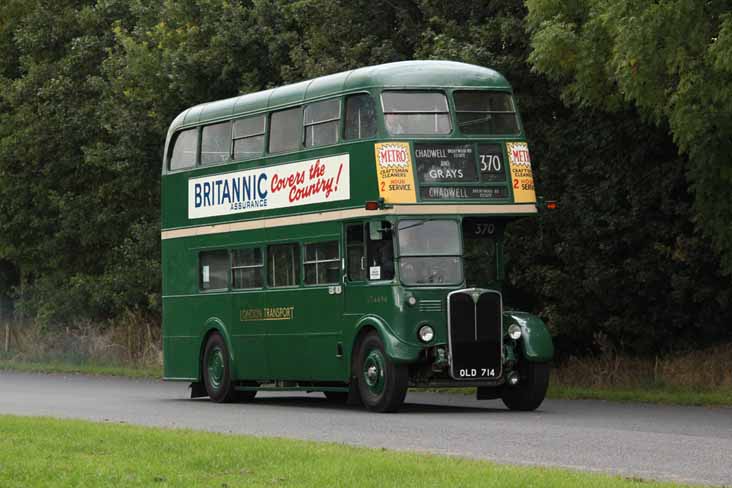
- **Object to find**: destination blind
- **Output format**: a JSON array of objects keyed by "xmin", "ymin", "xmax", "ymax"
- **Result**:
[{"xmin": 414, "ymin": 142, "xmax": 509, "ymax": 201}]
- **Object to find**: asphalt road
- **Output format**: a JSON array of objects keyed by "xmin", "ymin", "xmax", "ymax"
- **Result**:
[{"xmin": 0, "ymin": 372, "xmax": 730, "ymax": 486}]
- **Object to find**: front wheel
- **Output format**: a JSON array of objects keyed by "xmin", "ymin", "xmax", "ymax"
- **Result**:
[
  {"xmin": 355, "ymin": 331, "xmax": 408, "ymax": 413},
  {"xmin": 501, "ymin": 361, "xmax": 550, "ymax": 411}
]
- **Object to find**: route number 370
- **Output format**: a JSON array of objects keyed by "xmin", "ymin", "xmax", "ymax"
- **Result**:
[
  {"xmin": 480, "ymin": 154, "xmax": 501, "ymax": 172},
  {"xmin": 473, "ymin": 223, "xmax": 495, "ymax": 236}
]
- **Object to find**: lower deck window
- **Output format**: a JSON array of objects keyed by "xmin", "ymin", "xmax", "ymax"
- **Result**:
[
  {"xmin": 200, "ymin": 250, "xmax": 228, "ymax": 290},
  {"xmin": 267, "ymin": 243, "xmax": 300, "ymax": 287},
  {"xmin": 232, "ymin": 248, "xmax": 263, "ymax": 289},
  {"xmin": 304, "ymin": 241, "xmax": 340, "ymax": 284}
]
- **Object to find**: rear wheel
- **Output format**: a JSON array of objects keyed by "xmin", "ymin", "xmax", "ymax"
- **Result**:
[
  {"xmin": 501, "ymin": 361, "xmax": 550, "ymax": 411},
  {"xmin": 202, "ymin": 332, "xmax": 256, "ymax": 403},
  {"xmin": 355, "ymin": 332, "xmax": 408, "ymax": 413}
]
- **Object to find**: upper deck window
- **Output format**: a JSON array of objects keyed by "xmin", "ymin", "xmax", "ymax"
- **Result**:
[
  {"xmin": 201, "ymin": 121, "xmax": 232, "ymax": 165},
  {"xmin": 344, "ymin": 94, "xmax": 377, "ymax": 140},
  {"xmin": 169, "ymin": 128, "xmax": 198, "ymax": 170},
  {"xmin": 382, "ymin": 91, "xmax": 451, "ymax": 135},
  {"xmin": 269, "ymin": 107, "xmax": 302, "ymax": 154},
  {"xmin": 233, "ymin": 115, "xmax": 265, "ymax": 161},
  {"xmin": 304, "ymin": 99, "xmax": 340, "ymax": 148},
  {"xmin": 454, "ymin": 91, "xmax": 520, "ymax": 135}
]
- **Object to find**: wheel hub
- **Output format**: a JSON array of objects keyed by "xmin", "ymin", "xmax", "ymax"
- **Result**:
[
  {"xmin": 363, "ymin": 349, "xmax": 385, "ymax": 395},
  {"xmin": 207, "ymin": 346, "xmax": 225, "ymax": 390}
]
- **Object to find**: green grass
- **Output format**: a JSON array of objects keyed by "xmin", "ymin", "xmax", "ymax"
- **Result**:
[
  {"xmin": 0, "ymin": 415, "xmax": 703, "ymax": 488},
  {"xmin": 0, "ymin": 359, "xmax": 161, "ymax": 379},
  {"xmin": 547, "ymin": 385, "xmax": 732, "ymax": 407}
]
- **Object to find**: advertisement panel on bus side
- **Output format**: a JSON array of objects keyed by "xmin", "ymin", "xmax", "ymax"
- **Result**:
[{"xmin": 188, "ymin": 154, "xmax": 350, "ymax": 219}]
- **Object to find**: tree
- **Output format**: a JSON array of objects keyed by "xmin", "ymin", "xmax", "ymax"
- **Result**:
[{"xmin": 526, "ymin": 0, "xmax": 732, "ymax": 274}]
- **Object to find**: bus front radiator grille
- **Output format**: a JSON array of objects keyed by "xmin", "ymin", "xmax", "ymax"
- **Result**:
[
  {"xmin": 447, "ymin": 289, "xmax": 503, "ymax": 380},
  {"xmin": 418, "ymin": 299, "xmax": 442, "ymax": 312}
]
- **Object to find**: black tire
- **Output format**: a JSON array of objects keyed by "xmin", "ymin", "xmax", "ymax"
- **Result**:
[
  {"xmin": 202, "ymin": 332, "xmax": 238, "ymax": 403},
  {"xmin": 323, "ymin": 391, "xmax": 349, "ymax": 403},
  {"xmin": 501, "ymin": 361, "xmax": 550, "ymax": 411},
  {"xmin": 355, "ymin": 331, "xmax": 408, "ymax": 413}
]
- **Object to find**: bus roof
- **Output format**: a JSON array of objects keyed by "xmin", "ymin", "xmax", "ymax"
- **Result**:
[{"xmin": 168, "ymin": 61, "xmax": 511, "ymax": 133}]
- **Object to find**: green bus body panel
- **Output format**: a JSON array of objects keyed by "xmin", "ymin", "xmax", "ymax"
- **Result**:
[{"xmin": 504, "ymin": 312, "xmax": 554, "ymax": 362}]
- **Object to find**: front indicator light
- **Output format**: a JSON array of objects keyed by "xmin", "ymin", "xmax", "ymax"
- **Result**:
[
  {"xmin": 508, "ymin": 324, "xmax": 522, "ymax": 340},
  {"xmin": 418, "ymin": 325, "xmax": 434, "ymax": 343}
]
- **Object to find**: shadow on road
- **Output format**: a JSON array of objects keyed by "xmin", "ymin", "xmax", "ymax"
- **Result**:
[{"xmin": 164, "ymin": 395, "xmax": 528, "ymax": 415}]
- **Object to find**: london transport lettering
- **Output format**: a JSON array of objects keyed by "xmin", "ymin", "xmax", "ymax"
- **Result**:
[
  {"xmin": 188, "ymin": 155, "xmax": 350, "ymax": 219},
  {"xmin": 240, "ymin": 307, "xmax": 295, "ymax": 322}
]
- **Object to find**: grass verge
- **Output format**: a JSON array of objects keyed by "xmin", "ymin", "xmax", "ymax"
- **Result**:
[
  {"xmin": 0, "ymin": 359, "xmax": 161, "ymax": 379},
  {"xmin": 547, "ymin": 385, "xmax": 732, "ymax": 407},
  {"xmin": 0, "ymin": 415, "xmax": 703, "ymax": 488}
]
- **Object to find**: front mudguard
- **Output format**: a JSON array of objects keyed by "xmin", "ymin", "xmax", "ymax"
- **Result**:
[
  {"xmin": 353, "ymin": 315, "xmax": 422, "ymax": 364},
  {"xmin": 504, "ymin": 311, "xmax": 554, "ymax": 362}
]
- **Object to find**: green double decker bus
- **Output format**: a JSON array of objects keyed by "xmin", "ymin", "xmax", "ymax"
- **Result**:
[{"xmin": 161, "ymin": 60, "xmax": 554, "ymax": 412}]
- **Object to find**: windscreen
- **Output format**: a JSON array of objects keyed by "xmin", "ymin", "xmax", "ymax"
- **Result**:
[
  {"xmin": 462, "ymin": 218, "xmax": 501, "ymax": 287},
  {"xmin": 454, "ymin": 91, "xmax": 519, "ymax": 135},
  {"xmin": 398, "ymin": 220, "xmax": 462, "ymax": 285},
  {"xmin": 398, "ymin": 220, "xmax": 460, "ymax": 255},
  {"xmin": 382, "ymin": 91, "xmax": 451, "ymax": 135}
]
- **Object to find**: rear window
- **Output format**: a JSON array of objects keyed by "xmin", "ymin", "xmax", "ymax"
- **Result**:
[
  {"xmin": 454, "ymin": 91, "xmax": 520, "ymax": 135},
  {"xmin": 382, "ymin": 91, "xmax": 451, "ymax": 135},
  {"xmin": 169, "ymin": 128, "xmax": 198, "ymax": 170}
]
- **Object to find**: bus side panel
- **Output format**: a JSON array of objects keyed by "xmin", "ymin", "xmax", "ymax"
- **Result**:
[
  {"xmin": 231, "ymin": 290, "xmax": 270, "ymax": 381},
  {"xmin": 163, "ymin": 236, "xmax": 234, "ymax": 381},
  {"xmin": 162, "ymin": 237, "xmax": 200, "ymax": 380},
  {"xmin": 163, "ymin": 294, "xmax": 232, "ymax": 380},
  {"xmin": 263, "ymin": 222, "xmax": 346, "ymax": 382}
]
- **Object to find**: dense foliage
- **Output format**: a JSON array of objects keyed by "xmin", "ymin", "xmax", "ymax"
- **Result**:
[{"xmin": 0, "ymin": 0, "xmax": 729, "ymax": 354}]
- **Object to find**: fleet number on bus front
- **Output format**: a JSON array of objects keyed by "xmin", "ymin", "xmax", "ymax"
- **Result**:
[{"xmin": 459, "ymin": 368, "xmax": 496, "ymax": 377}]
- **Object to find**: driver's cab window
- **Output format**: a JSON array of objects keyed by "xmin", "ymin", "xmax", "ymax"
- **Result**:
[
  {"xmin": 345, "ymin": 221, "xmax": 394, "ymax": 281},
  {"xmin": 462, "ymin": 218, "xmax": 500, "ymax": 287}
]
